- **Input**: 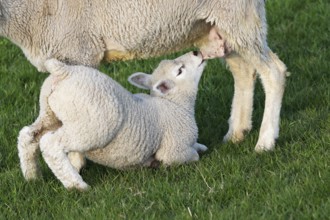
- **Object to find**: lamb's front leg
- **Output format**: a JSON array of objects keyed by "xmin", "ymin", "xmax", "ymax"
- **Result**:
[
  {"xmin": 142, "ymin": 155, "xmax": 161, "ymax": 168},
  {"xmin": 40, "ymin": 129, "xmax": 89, "ymax": 191},
  {"xmin": 17, "ymin": 126, "xmax": 42, "ymax": 180},
  {"xmin": 192, "ymin": 143, "xmax": 208, "ymax": 152},
  {"xmin": 224, "ymin": 53, "xmax": 256, "ymax": 143},
  {"xmin": 155, "ymin": 145, "xmax": 200, "ymax": 166}
]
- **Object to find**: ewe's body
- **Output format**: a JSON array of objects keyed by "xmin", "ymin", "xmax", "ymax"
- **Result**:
[
  {"xmin": 1, "ymin": 0, "xmax": 287, "ymax": 150},
  {"xmin": 18, "ymin": 52, "xmax": 207, "ymax": 190},
  {"xmin": 1, "ymin": 0, "xmax": 211, "ymax": 70}
]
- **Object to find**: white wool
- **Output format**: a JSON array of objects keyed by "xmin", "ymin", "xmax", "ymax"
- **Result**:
[
  {"xmin": 1, "ymin": 0, "xmax": 267, "ymax": 71},
  {"xmin": 17, "ymin": 52, "xmax": 208, "ymax": 190},
  {"xmin": 2, "ymin": 0, "xmax": 287, "ymax": 152}
]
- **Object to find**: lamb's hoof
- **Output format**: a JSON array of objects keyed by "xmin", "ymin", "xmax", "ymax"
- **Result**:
[
  {"xmin": 193, "ymin": 143, "xmax": 208, "ymax": 152},
  {"xmin": 66, "ymin": 181, "xmax": 90, "ymax": 192},
  {"xmin": 149, "ymin": 160, "xmax": 161, "ymax": 169},
  {"xmin": 23, "ymin": 169, "xmax": 42, "ymax": 181},
  {"xmin": 191, "ymin": 151, "xmax": 200, "ymax": 162}
]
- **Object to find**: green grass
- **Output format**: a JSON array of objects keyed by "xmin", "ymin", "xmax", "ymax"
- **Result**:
[{"xmin": 0, "ymin": 0, "xmax": 329, "ymax": 219}]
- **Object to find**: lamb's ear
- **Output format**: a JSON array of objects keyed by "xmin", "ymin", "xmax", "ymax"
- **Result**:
[
  {"xmin": 155, "ymin": 80, "xmax": 175, "ymax": 94},
  {"xmin": 128, "ymin": 72, "xmax": 152, "ymax": 90}
]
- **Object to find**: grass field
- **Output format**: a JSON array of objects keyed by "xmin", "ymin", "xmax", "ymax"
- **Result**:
[{"xmin": 0, "ymin": 0, "xmax": 329, "ymax": 219}]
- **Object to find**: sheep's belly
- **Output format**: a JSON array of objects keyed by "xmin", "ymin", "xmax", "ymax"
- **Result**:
[
  {"xmin": 104, "ymin": 20, "xmax": 211, "ymax": 62},
  {"xmin": 104, "ymin": 50, "xmax": 136, "ymax": 62}
]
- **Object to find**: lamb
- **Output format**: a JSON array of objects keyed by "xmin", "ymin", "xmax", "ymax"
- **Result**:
[
  {"xmin": 1, "ymin": 0, "xmax": 287, "ymax": 151},
  {"xmin": 17, "ymin": 51, "xmax": 208, "ymax": 190}
]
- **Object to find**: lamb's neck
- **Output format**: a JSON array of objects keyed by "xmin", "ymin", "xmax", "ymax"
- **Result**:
[{"xmin": 167, "ymin": 92, "xmax": 197, "ymax": 115}]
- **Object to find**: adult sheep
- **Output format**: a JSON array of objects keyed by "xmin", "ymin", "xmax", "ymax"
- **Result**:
[{"xmin": 0, "ymin": 0, "xmax": 287, "ymax": 151}]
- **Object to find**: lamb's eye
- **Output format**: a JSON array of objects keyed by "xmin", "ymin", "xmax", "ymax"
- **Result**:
[{"xmin": 177, "ymin": 65, "xmax": 185, "ymax": 76}]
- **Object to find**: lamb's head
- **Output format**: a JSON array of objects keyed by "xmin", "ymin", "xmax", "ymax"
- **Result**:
[{"xmin": 128, "ymin": 51, "xmax": 206, "ymax": 104}]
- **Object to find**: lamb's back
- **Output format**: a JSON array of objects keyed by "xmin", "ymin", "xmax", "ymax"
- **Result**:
[{"xmin": 48, "ymin": 70, "xmax": 133, "ymax": 150}]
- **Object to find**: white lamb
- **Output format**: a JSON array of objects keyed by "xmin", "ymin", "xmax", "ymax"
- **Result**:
[
  {"xmin": 17, "ymin": 51, "xmax": 208, "ymax": 190},
  {"xmin": 0, "ymin": 0, "xmax": 287, "ymax": 151}
]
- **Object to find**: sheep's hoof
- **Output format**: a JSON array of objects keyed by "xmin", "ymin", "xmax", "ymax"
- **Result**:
[
  {"xmin": 255, "ymin": 140, "xmax": 275, "ymax": 153},
  {"xmin": 255, "ymin": 145, "xmax": 274, "ymax": 153},
  {"xmin": 223, "ymin": 129, "xmax": 250, "ymax": 144}
]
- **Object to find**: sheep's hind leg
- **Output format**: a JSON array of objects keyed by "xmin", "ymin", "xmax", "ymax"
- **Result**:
[
  {"xmin": 40, "ymin": 129, "xmax": 89, "ymax": 191},
  {"xmin": 251, "ymin": 51, "xmax": 286, "ymax": 152},
  {"xmin": 224, "ymin": 53, "xmax": 256, "ymax": 143}
]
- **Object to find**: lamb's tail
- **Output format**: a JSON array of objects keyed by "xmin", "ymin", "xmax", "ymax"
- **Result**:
[{"xmin": 44, "ymin": 59, "xmax": 71, "ymax": 78}]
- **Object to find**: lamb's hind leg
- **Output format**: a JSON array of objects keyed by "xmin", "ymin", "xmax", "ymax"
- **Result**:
[
  {"xmin": 224, "ymin": 53, "xmax": 256, "ymax": 143},
  {"xmin": 68, "ymin": 152, "xmax": 86, "ymax": 173},
  {"xmin": 39, "ymin": 128, "xmax": 89, "ymax": 190},
  {"xmin": 18, "ymin": 75, "xmax": 62, "ymax": 180},
  {"xmin": 18, "ymin": 110, "xmax": 61, "ymax": 180},
  {"xmin": 18, "ymin": 125, "xmax": 43, "ymax": 180}
]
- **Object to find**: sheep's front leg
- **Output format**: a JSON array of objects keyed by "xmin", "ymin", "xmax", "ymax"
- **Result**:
[
  {"xmin": 224, "ymin": 53, "xmax": 256, "ymax": 143},
  {"xmin": 40, "ymin": 130, "xmax": 89, "ymax": 190},
  {"xmin": 17, "ymin": 126, "xmax": 42, "ymax": 180}
]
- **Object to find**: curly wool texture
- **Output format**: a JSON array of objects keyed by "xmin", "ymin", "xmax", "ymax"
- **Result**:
[
  {"xmin": 45, "ymin": 63, "xmax": 198, "ymax": 168},
  {"xmin": 18, "ymin": 52, "xmax": 208, "ymax": 189},
  {"xmin": 0, "ymin": 0, "xmax": 267, "ymax": 71},
  {"xmin": 8, "ymin": 0, "xmax": 287, "ymax": 154}
]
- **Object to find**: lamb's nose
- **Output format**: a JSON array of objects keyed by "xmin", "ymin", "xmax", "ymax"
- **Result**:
[{"xmin": 192, "ymin": 51, "xmax": 199, "ymax": 56}]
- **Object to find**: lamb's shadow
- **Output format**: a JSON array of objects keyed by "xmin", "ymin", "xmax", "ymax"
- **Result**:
[{"xmin": 79, "ymin": 158, "xmax": 182, "ymax": 189}]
